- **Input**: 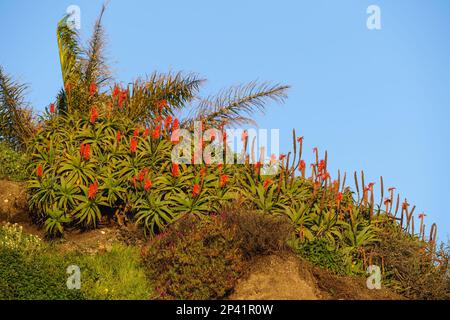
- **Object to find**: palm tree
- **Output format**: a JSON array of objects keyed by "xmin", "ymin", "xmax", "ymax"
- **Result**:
[{"xmin": 1, "ymin": 4, "xmax": 289, "ymax": 149}]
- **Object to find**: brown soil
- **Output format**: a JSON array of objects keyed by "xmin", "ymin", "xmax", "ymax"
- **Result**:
[
  {"xmin": 230, "ymin": 254, "xmax": 404, "ymax": 300},
  {"xmin": 229, "ymin": 254, "xmax": 321, "ymax": 300},
  {"xmin": 0, "ymin": 180, "xmax": 28, "ymax": 224}
]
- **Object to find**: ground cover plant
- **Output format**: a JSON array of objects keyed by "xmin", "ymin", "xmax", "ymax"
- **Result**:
[{"xmin": 0, "ymin": 5, "xmax": 448, "ymax": 300}]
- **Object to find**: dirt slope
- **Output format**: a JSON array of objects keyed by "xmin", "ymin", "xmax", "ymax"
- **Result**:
[{"xmin": 230, "ymin": 254, "xmax": 404, "ymax": 300}]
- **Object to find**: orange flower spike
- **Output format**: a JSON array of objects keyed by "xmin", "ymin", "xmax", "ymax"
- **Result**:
[
  {"xmin": 220, "ymin": 174, "xmax": 229, "ymax": 188},
  {"xmin": 144, "ymin": 179, "xmax": 152, "ymax": 191},
  {"xmin": 112, "ymin": 85, "xmax": 120, "ymax": 99},
  {"xmin": 133, "ymin": 127, "xmax": 140, "ymax": 137},
  {"xmin": 88, "ymin": 181, "xmax": 99, "ymax": 200},
  {"xmin": 192, "ymin": 184, "xmax": 201, "ymax": 197},
  {"xmin": 83, "ymin": 144, "xmax": 91, "ymax": 161},
  {"xmin": 80, "ymin": 143, "xmax": 85, "ymax": 157},
  {"xmin": 90, "ymin": 106, "xmax": 99, "ymax": 124},
  {"xmin": 116, "ymin": 131, "xmax": 122, "ymax": 143},
  {"xmin": 172, "ymin": 163, "xmax": 180, "ymax": 177},
  {"xmin": 164, "ymin": 115, "xmax": 173, "ymax": 130},
  {"xmin": 297, "ymin": 136, "xmax": 304, "ymax": 143},
  {"xmin": 336, "ymin": 192, "xmax": 343, "ymax": 206},
  {"xmin": 36, "ymin": 164, "xmax": 43, "ymax": 178},
  {"xmin": 49, "ymin": 103, "xmax": 55, "ymax": 114},
  {"xmin": 263, "ymin": 179, "xmax": 272, "ymax": 190},
  {"xmin": 142, "ymin": 128, "xmax": 150, "ymax": 138},
  {"xmin": 172, "ymin": 118, "xmax": 179, "ymax": 131},
  {"xmin": 89, "ymin": 82, "xmax": 97, "ymax": 96},
  {"xmin": 152, "ymin": 125, "xmax": 161, "ymax": 139},
  {"xmin": 130, "ymin": 138, "xmax": 138, "ymax": 153}
]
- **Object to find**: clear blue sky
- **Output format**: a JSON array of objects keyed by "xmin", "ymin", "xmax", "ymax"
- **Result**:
[{"xmin": 1, "ymin": 0, "xmax": 449, "ymax": 240}]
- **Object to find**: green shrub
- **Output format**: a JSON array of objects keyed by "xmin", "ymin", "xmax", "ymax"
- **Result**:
[
  {"xmin": 0, "ymin": 223, "xmax": 42, "ymax": 253},
  {"xmin": 0, "ymin": 142, "xmax": 28, "ymax": 181},
  {"xmin": 0, "ymin": 247, "xmax": 84, "ymax": 300},
  {"xmin": 221, "ymin": 207, "xmax": 294, "ymax": 259},
  {"xmin": 76, "ymin": 244, "xmax": 153, "ymax": 300},
  {"xmin": 293, "ymin": 239, "xmax": 348, "ymax": 275},
  {"xmin": 370, "ymin": 223, "xmax": 450, "ymax": 299},
  {"xmin": 142, "ymin": 214, "xmax": 244, "ymax": 299}
]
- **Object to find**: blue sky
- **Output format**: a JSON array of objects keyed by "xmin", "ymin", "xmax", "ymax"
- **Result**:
[{"xmin": 0, "ymin": 0, "xmax": 449, "ymax": 240}]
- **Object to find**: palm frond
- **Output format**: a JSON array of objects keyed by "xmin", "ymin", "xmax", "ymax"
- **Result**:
[
  {"xmin": 56, "ymin": 15, "xmax": 82, "ymax": 87},
  {"xmin": 183, "ymin": 81, "xmax": 289, "ymax": 129},
  {"xmin": 83, "ymin": 3, "xmax": 111, "ymax": 88},
  {"xmin": 124, "ymin": 72, "xmax": 204, "ymax": 123},
  {"xmin": 0, "ymin": 66, "xmax": 37, "ymax": 149}
]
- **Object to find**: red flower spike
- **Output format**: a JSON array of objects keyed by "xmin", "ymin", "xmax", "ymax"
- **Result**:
[
  {"xmin": 133, "ymin": 127, "xmax": 140, "ymax": 137},
  {"xmin": 263, "ymin": 179, "xmax": 272, "ymax": 190},
  {"xmin": 117, "ymin": 130, "xmax": 121, "ymax": 143},
  {"xmin": 299, "ymin": 160, "xmax": 306, "ymax": 171},
  {"xmin": 297, "ymin": 136, "xmax": 304, "ymax": 143},
  {"xmin": 36, "ymin": 164, "xmax": 43, "ymax": 178},
  {"xmin": 279, "ymin": 154, "xmax": 286, "ymax": 161},
  {"xmin": 84, "ymin": 144, "xmax": 91, "ymax": 161},
  {"xmin": 130, "ymin": 138, "xmax": 138, "ymax": 153},
  {"xmin": 142, "ymin": 128, "xmax": 150, "ymax": 138},
  {"xmin": 90, "ymin": 106, "xmax": 99, "ymax": 124},
  {"xmin": 336, "ymin": 192, "xmax": 343, "ymax": 205},
  {"xmin": 80, "ymin": 144, "xmax": 85, "ymax": 157},
  {"xmin": 144, "ymin": 179, "xmax": 152, "ymax": 191},
  {"xmin": 49, "ymin": 103, "xmax": 55, "ymax": 114},
  {"xmin": 318, "ymin": 160, "xmax": 326, "ymax": 172},
  {"xmin": 89, "ymin": 83, "xmax": 97, "ymax": 96},
  {"xmin": 112, "ymin": 85, "xmax": 120, "ymax": 99},
  {"xmin": 220, "ymin": 174, "xmax": 229, "ymax": 188},
  {"xmin": 164, "ymin": 115, "xmax": 173, "ymax": 129},
  {"xmin": 192, "ymin": 184, "xmax": 200, "ymax": 197},
  {"xmin": 172, "ymin": 118, "xmax": 180, "ymax": 131},
  {"xmin": 152, "ymin": 125, "xmax": 161, "ymax": 139},
  {"xmin": 88, "ymin": 181, "xmax": 99, "ymax": 200},
  {"xmin": 172, "ymin": 163, "xmax": 180, "ymax": 177}
]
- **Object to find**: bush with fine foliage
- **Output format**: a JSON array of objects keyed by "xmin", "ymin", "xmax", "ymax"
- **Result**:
[
  {"xmin": 0, "ymin": 142, "xmax": 28, "ymax": 181},
  {"xmin": 221, "ymin": 207, "xmax": 294, "ymax": 259},
  {"xmin": 293, "ymin": 239, "xmax": 349, "ymax": 275},
  {"xmin": 141, "ymin": 214, "xmax": 244, "ymax": 300},
  {"xmin": 370, "ymin": 223, "xmax": 450, "ymax": 300}
]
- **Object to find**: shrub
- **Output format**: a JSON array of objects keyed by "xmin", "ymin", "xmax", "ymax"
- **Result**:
[
  {"xmin": 0, "ymin": 142, "xmax": 28, "ymax": 181},
  {"xmin": 221, "ymin": 207, "xmax": 294, "ymax": 259},
  {"xmin": 0, "ymin": 248, "xmax": 84, "ymax": 300},
  {"xmin": 141, "ymin": 214, "xmax": 244, "ymax": 299},
  {"xmin": 370, "ymin": 223, "xmax": 450, "ymax": 300},
  {"xmin": 293, "ymin": 239, "xmax": 349, "ymax": 275},
  {"xmin": 0, "ymin": 223, "xmax": 42, "ymax": 253},
  {"xmin": 76, "ymin": 244, "xmax": 153, "ymax": 300}
]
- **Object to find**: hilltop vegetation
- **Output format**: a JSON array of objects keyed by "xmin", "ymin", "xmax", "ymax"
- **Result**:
[{"xmin": 0, "ymin": 6, "xmax": 448, "ymax": 300}]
